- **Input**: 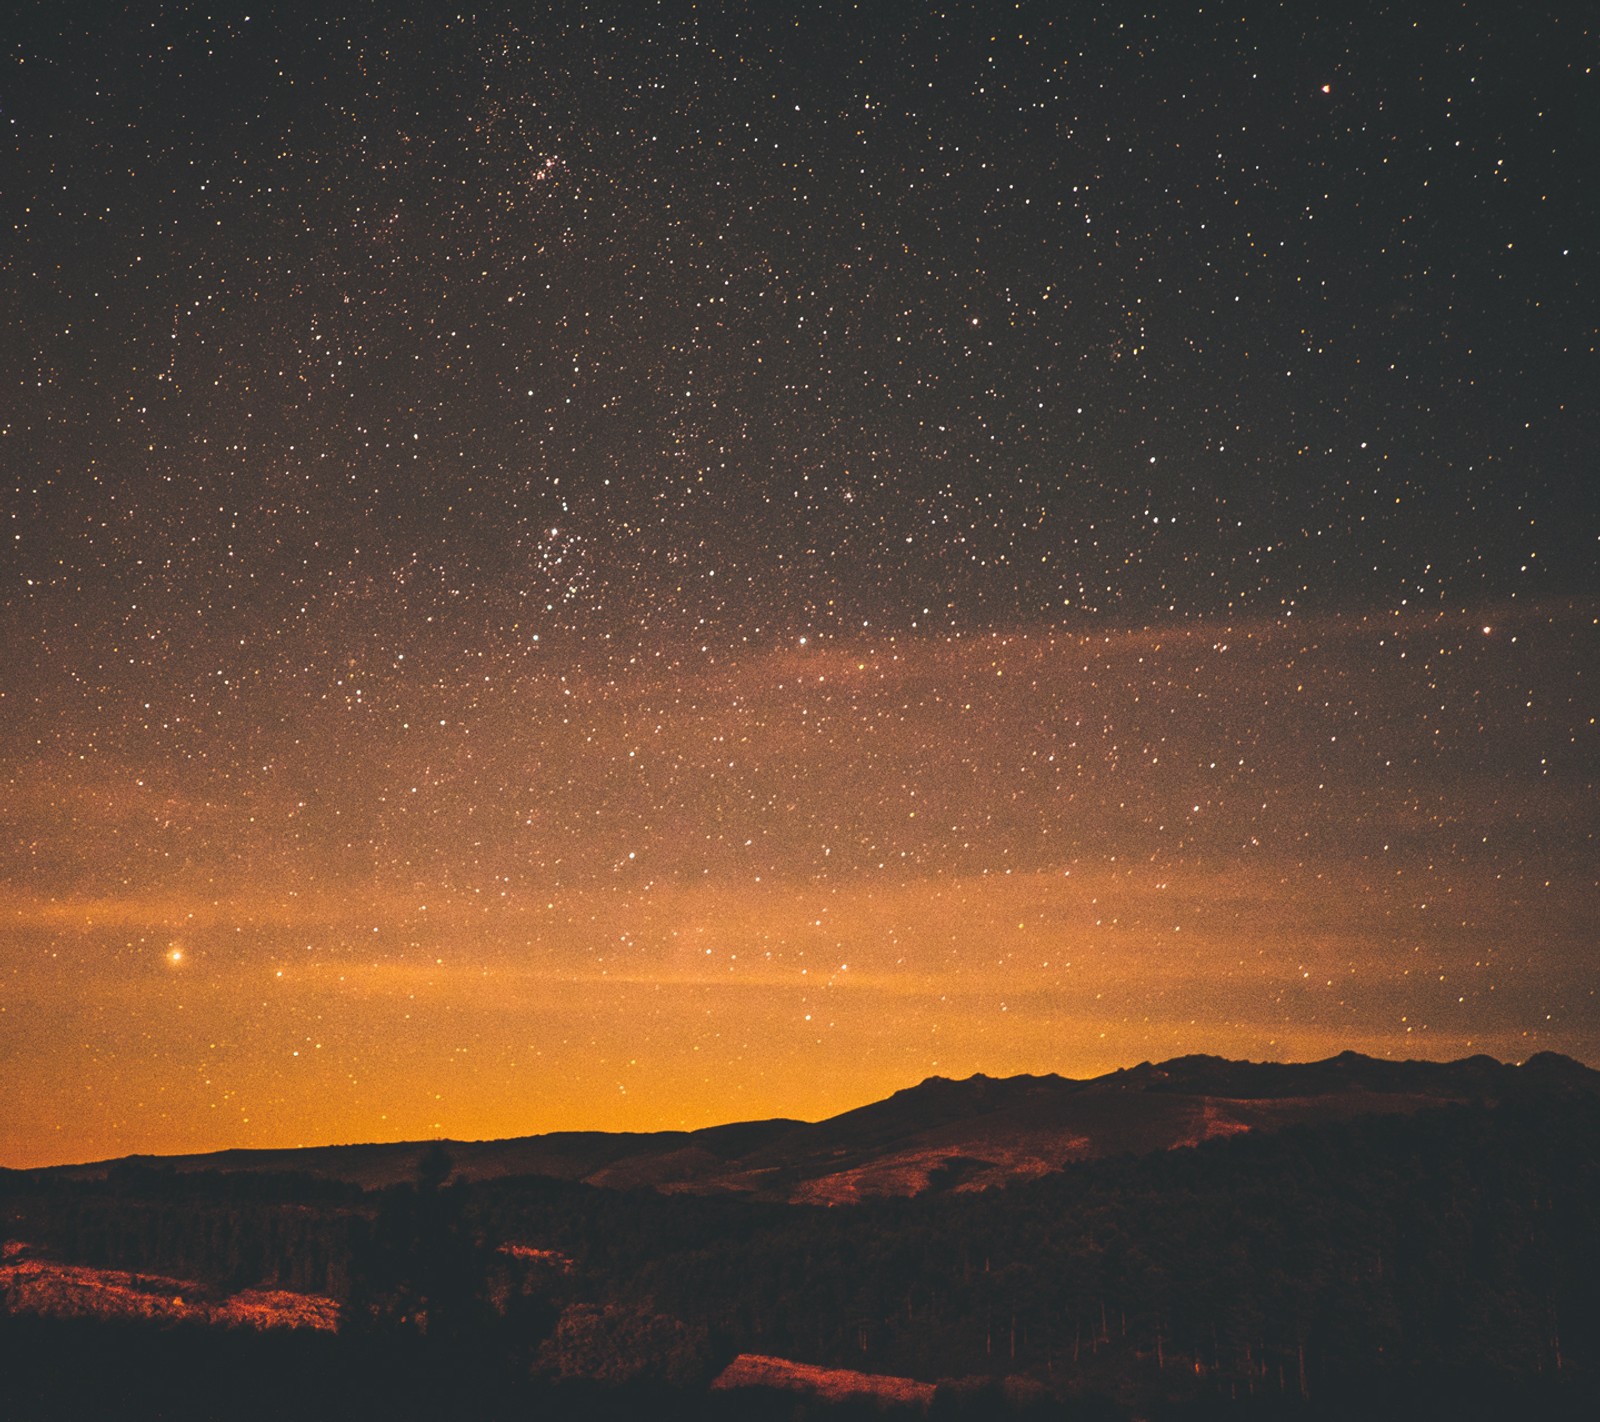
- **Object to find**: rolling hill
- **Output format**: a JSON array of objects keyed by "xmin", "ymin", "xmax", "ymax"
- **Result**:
[{"xmin": 33, "ymin": 1050, "xmax": 1599, "ymax": 1203}]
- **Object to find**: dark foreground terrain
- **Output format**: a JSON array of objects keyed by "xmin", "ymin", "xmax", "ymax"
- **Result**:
[{"xmin": 6, "ymin": 1054, "xmax": 1600, "ymax": 1419}]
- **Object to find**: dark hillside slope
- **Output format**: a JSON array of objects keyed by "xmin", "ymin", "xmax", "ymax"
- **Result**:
[
  {"xmin": 7, "ymin": 1079, "xmax": 1600, "ymax": 1418},
  {"xmin": 34, "ymin": 1053, "xmax": 1598, "ymax": 1202}
]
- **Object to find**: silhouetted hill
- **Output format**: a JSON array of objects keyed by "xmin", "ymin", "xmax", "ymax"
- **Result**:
[
  {"xmin": 37, "ymin": 1121, "xmax": 804, "ymax": 1193},
  {"xmin": 30, "ymin": 1052, "xmax": 1599, "ymax": 1202},
  {"xmin": 1128, "ymin": 1049, "xmax": 1597, "ymax": 1098}
]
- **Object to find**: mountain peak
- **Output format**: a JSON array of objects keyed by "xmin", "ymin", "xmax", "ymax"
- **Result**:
[{"xmin": 34, "ymin": 1050, "xmax": 1597, "ymax": 1200}]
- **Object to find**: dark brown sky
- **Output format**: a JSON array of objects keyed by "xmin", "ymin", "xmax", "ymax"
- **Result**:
[{"xmin": 3, "ymin": 1, "xmax": 1595, "ymax": 1167}]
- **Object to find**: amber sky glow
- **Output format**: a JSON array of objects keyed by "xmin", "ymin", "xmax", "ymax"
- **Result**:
[
  {"xmin": 5, "ymin": 607, "xmax": 1594, "ymax": 1165},
  {"xmin": 2, "ymin": 2, "xmax": 1595, "ymax": 1166}
]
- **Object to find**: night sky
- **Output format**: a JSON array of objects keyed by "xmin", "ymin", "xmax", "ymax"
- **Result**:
[{"xmin": 3, "ymin": 1, "xmax": 1595, "ymax": 1169}]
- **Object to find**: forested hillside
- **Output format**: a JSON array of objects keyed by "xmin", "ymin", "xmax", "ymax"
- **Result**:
[{"xmin": 7, "ymin": 1095, "xmax": 1600, "ymax": 1418}]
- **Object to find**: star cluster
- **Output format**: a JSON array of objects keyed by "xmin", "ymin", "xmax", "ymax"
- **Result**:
[{"xmin": 2, "ymin": 1, "xmax": 1595, "ymax": 1166}]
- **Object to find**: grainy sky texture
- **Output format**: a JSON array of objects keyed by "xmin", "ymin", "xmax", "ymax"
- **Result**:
[{"xmin": 2, "ymin": 1, "xmax": 1595, "ymax": 1167}]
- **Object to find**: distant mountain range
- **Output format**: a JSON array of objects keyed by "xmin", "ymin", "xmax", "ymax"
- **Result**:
[{"xmin": 38, "ymin": 1051, "xmax": 1599, "ymax": 1203}]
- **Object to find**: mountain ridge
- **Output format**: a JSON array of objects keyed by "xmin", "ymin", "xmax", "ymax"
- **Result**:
[{"xmin": 26, "ymin": 1050, "xmax": 1597, "ymax": 1202}]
